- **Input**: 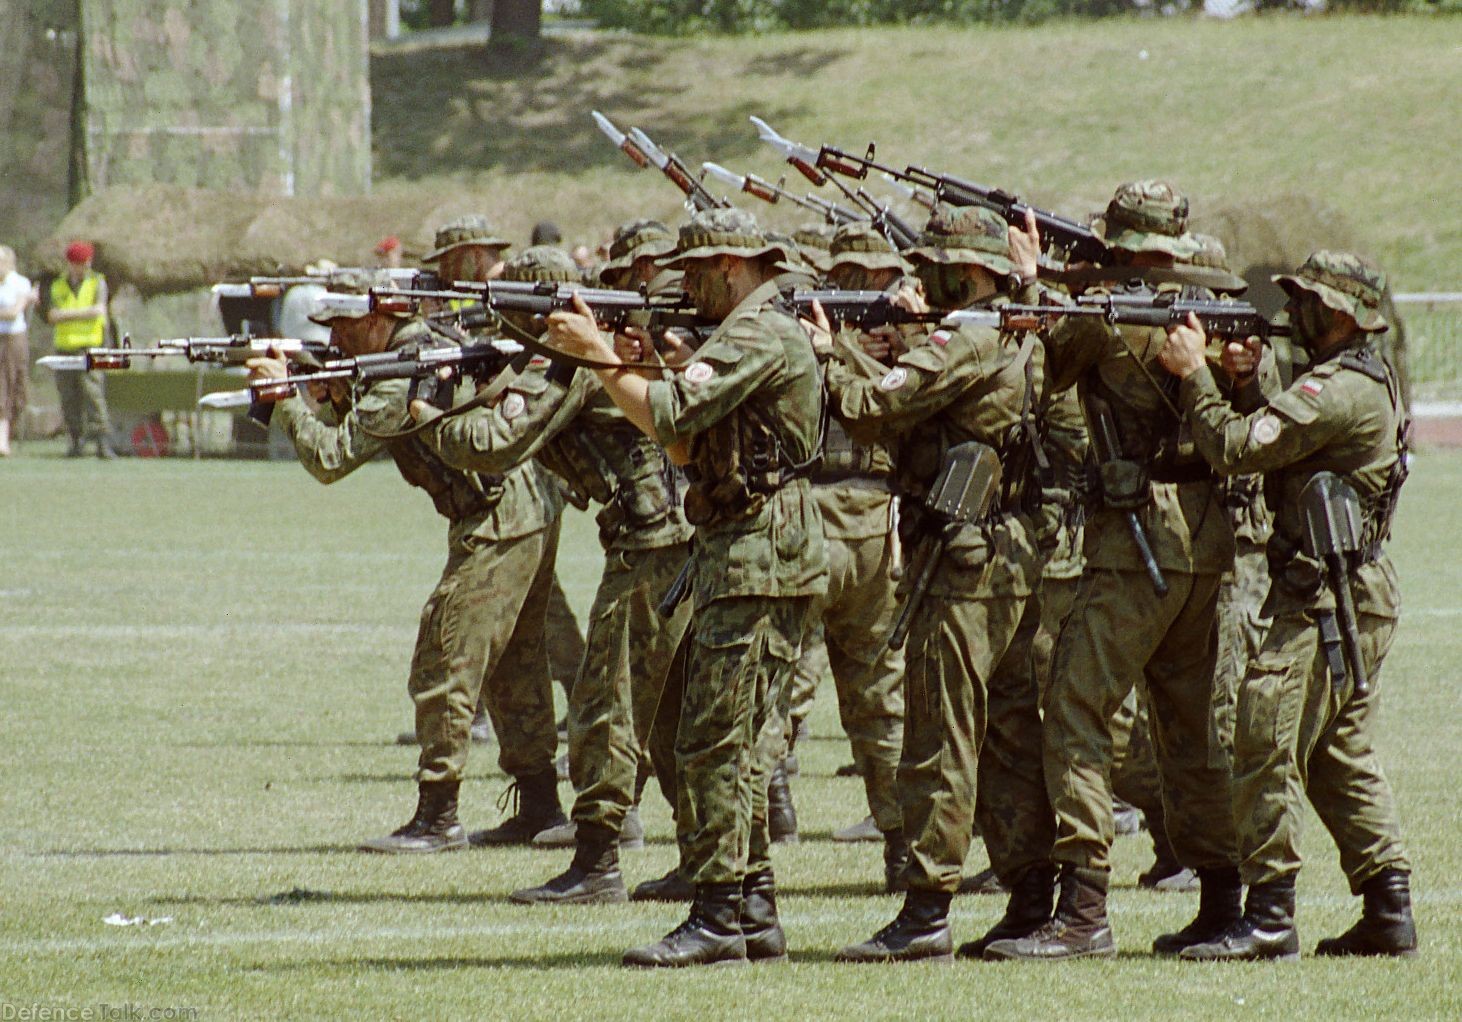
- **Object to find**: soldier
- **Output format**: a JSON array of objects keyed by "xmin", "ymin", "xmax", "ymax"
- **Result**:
[
  {"xmin": 790, "ymin": 221, "xmax": 911, "ymax": 886},
  {"xmin": 1160, "ymin": 251, "xmax": 1417, "ymax": 960},
  {"xmin": 246, "ymin": 270, "xmax": 565, "ymax": 854},
  {"xmin": 986, "ymin": 182, "xmax": 1241, "ymax": 961},
  {"xmin": 413, "ymin": 243, "xmax": 694, "ymax": 904},
  {"xmin": 545, "ymin": 208, "xmax": 827, "ymax": 968},
  {"xmin": 828, "ymin": 204, "xmax": 1055, "ymax": 963}
]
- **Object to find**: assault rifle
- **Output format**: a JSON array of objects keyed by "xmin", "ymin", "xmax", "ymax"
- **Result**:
[
  {"xmin": 750, "ymin": 115, "xmax": 1105, "ymax": 265},
  {"xmin": 370, "ymin": 281, "xmax": 711, "ymax": 338},
  {"xmin": 592, "ymin": 111, "xmax": 728, "ymax": 213},
  {"xmin": 38, "ymin": 335, "xmax": 335, "ymax": 372},
  {"xmin": 212, "ymin": 268, "xmax": 440, "ymax": 300},
  {"xmin": 750, "ymin": 117, "xmax": 921, "ymax": 251},
  {"xmin": 1300, "ymin": 472, "xmax": 1371, "ymax": 697},
  {"xmin": 196, "ymin": 337, "xmax": 524, "ymax": 411},
  {"xmin": 701, "ymin": 162, "xmax": 864, "ymax": 226}
]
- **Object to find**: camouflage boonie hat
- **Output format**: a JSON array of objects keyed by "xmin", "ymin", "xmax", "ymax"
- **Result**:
[
  {"xmin": 501, "ymin": 245, "xmax": 582, "ymax": 284},
  {"xmin": 1274, "ymin": 250, "xmax": 1388, "ymax": 332},
  {"xmin": 659, "ymin": 208, "xmax": 796, "ymax": 269},
  {"xmin": 424, "ymin": 214, "xmax": 512, "ymax": 262},
  {"xmin": 308, "ymin": 269, "xmax": 404, "ymax": 325},
  {"xmin": 599, "ymin": 219, "xmax": 677, "ymax": 278},
  {"xmin": 905, "ymin": 203, "xmax": 1013, "ymax": 275},
  {"xmin": 791, "ymin": 224, "xmax": 835, "ymax": 273},
  {"xmin": 827, "ymin": 221, "xmax": 913, "ymax": 274},
  {"xmin": 1099, "ymin": 181, "xmax": 1201, "ymax": 258},
  {"xmin": 1187, "ymin": 233, "xmax": 1231, "ymax": 271}
]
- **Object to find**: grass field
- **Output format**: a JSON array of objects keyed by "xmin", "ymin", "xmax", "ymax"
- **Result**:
[
  {"xmin": 1, "ymin": 443, "xmax": 1458, "ymax": 1020},
  {"xmin": 370, "ymin": 15, "xmax": 1462, "ymax": 291}
]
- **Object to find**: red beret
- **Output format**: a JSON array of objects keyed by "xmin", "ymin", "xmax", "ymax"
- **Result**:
[
  {"xmin": 65, "ymin": 241, "xmax": 94, "ymax": 264},
  {"xmin": 374, "ymin": 235, "xmax": 401, "ymax": 255}
]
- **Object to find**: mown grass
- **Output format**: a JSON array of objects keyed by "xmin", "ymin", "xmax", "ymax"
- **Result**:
[
  {"xmin": 370, "ymin": 15, "xmax": 1461, "ymax": 291},
  {"xmin": 0, "ymin": 443, "xmax": 1458, "ymax": 1018}
]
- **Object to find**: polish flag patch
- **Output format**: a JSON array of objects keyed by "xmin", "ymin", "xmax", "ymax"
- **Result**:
[
  {"xmin": 929, "ymin": 330, "xmax": 950, "ymax": 347},
  {"xmin": 1300, "ymin": 379, "xmax": 1325, "ymax": 397}
]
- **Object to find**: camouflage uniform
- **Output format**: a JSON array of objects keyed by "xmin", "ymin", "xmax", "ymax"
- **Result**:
[
  {"xmin": 1180, "ymin": 253, "xmax": 1414, "ymax": 960},
  {"xmin": 271, "ymin": 301, "xmax": 560, "ymax": 800},
  {"xmin": 828, "ymin": 205, "xmax": 1053, "ymax": 956},
  {"xmin": 425, "ymin": 246, "xmax": 694, "ymax": 846}
]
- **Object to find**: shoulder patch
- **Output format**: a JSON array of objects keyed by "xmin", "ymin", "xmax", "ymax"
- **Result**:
[
  {"xmin": 684, "ymin": 361, "xmax": 715, "ymax": 385},
  {"xmin": 1300, "ymin": 379, "xmax": 1325, "ymax": 397},
  {"xmin": 929, "ymin": 330, "xmax": 950, "ymax": 347},
  {"xmin": 500, "ymin": 392, "xmax": 526, "ymax": 420},
  {"xmin": 1250, "ymin": 414, "xmax": 1282, "ymax": 447},
  {"xmin": 879, "ymin": 367, "xmax": 908, "ymax": 392},
  {"xmin": 1267, "ymin": 384, "xmax": 1322, "ymax": 426}
]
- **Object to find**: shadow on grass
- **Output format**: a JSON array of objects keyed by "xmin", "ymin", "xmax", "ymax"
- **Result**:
[
  {"xmin": 35, "ymin": 844, "xmax": 353, "ymax": 858},
  {"xmin": 261, "ymin": 952, "xmax": 619, "ymax": 971},
  {"xmin": 170, "ymin": 740, "xmax": 389, "ymax": 749},
  {"xmin": 778, "ymin": 881, "xmax": 890, "ymax": 900},
  {"xmin": 147, "ymin": 890, "xmax": 510, "ymax": 907}
]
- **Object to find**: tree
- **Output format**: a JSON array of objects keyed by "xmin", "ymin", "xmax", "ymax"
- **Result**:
[{"xmin": 491, "ymin": 0, "xmax": 541, "ymax": 41}]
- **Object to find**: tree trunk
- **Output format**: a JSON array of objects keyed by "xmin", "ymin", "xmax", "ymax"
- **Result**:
[
  {"xmin": 426, "ymin": 0, "xmax": 456, "ymax": 28},
  {"xmin": 490, "ymin": 0, "xmax": 540, "ymax": 41}
]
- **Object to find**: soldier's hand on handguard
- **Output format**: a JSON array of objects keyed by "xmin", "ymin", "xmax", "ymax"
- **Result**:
[
  {"xmin": 546, "ymin": 293, "xmax": 615, "ymax": 364},
  {"xmin": 1158, "ymin": 312, "xmax": 1207, "ymax": 380},
  {"xmin": 799, "ymin": 299, "xmax": 833, "ymax": 356},
  {"xmin": 1009, "ymin": 208, "xmax": 1041, "ymax": 285},
  {"xmin": 245, "ymin": 349, "xmax": 289, "ymax": 382},
  {"xmin": 1220, "ymin": 336, "xmax": 1262, "ymax": 384}
]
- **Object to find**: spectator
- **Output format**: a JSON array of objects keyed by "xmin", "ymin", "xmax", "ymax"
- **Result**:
[
  {"xmin": 375, "ymin": 235, "xmax": 403, "ymax": 268},
  {"xmin": 46, "ymin": 241, "xmax": 115, "ymax": 459},
  {"xmin": 0, "ymin": 244, "xmax": 37, "ymax": 456}
]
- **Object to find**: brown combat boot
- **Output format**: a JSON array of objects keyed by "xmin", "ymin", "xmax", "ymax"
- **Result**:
[
  {"xmin": 470, "ymin": 770, "xmax": 568, "ymax": 846},
  {"xmin": 632, "ymin": 866, "xmax": 694, "ymax": 902},
  {"xmin": 768, "ymin": 759, "xmax": 798, "ymax": 844},
  {"xmin": 358, "ymin": 780, "xmax": 468, "ymax": 854},
  {"xmin": 622, "ymin": 883, "xmax": 747, "ymax": 968},
  {"xmin": 1180, "ymin": 877, "xmax": 1300, "ymax": 961},
  {"xmin": 509, "ymin": 823, "xmax": 628, "ymax": 905},
  {"xmin": 740, "ymin": 869, "xmax": 787, "ymax": 963},
  {"xmin": 1153, "ymin": 866, "xmax": 1243, "ymax": 955},
  {"xmin": 835, "ymin": 889, "xmax": 954, "ymax": 963},
  {"xmin": 1315, "ymin": 870, "xmax": 1418, "ymax": 958},
  {"xmin": 957, "ymin": 864, "xmax": 1057, "ymax": 958},
  {"xmin": 983, "ymin": 866, "xmax": 1116, "ymax": 960}
]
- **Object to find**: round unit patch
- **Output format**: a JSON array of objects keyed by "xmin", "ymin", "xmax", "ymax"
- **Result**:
[
  {"xmin": 1250, "ymin": 414, "xmax": 1282, "ymax": 447},
  {"xmin": 500, "ymin": 392, "xmax": 527, "ymax": 420},
  {"xmin": 879, "ymin": 367, "xmax": 908, "ymax": 392},
  {"xmin": 684, "ymin": 361, "xmax": 715, "ymax": 385}
]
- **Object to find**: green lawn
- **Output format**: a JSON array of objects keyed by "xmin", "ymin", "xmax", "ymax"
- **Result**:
[
  {"xmin": 371, "ymin": 15, "xmax": 1462, "ymax": 291},
  {"xmin": 1, "ymin": 444, "xmax": 1458, "ymax": 1019}
]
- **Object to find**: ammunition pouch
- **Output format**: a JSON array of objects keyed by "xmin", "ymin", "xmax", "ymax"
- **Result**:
[
  {"xmin": 388, "ymin": 437, "xmax": 500, "ymax": 522},
  {"xmin": 1098, "ymin": 459, "xmax": 1151, "ymax": 511},
  {"xmin": 683, "ymin": 408, "xmax": 814, "ymax": 527}
]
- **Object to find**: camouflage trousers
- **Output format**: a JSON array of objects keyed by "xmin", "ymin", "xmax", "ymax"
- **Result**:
[
  {"xmin": 1044, "ymin": 568, "xmax": 1238, "ymax": 873},
  {"xmin": 1033, "ymin": 574, "xmax": 1081, "ymax": 702},
  {"xmin": 411, "ymin": 518, "xmax": 559, "ymax": 785},
  {"xmin": 54, "ymin": 368, "xmax": 112, "ymax": 444},
  {"xmin": 787, "ymin": 532, "xmax": 905, "ymax": 833},
  {"xmin": 567, "ymin": 542, "xmax": 692, "ymax": 834},
  {"xmin": 1234, "ymin": 601, "xmax": 1409, "ymax": 890},
  {"xmin": 545, "ymin": 573, "xmax": 587, "ymax": 696},
  {"xmin": 677, "ymin": 595, "xmax": 812, "ymax": 885},
  {"xmin": 901, "ymin": 591, "xmax": 1052, "ymax": 893}
]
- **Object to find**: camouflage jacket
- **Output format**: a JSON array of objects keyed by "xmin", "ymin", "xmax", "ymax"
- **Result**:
[
  {"xmin": 1180, "ymin": 338, "xmax": 1405, "ymax": 618},
  {"xmin": 825, "ymin": 311, "xmax": 1045, "ymax": 599},
  {"xmin": 645, "ymin": 278, "xmax": 828, "ymax": 605},
  {"xmin": 272, "ymin": 319, "xmax": 557, "ymax": 544}
]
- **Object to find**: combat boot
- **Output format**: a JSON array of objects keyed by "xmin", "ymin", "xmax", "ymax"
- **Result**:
[
  {"xmin": 983, "ymin": 866, "xmax": 1116, "ymax": 960},
  {"xmin": 631, "ymin": 866, "xmax": 694, "ymax": 902},
  {"xmin": 835, "ymin": 889, "xmax": 953, "ymax": 963},
  {"xmin": 883, "ymin": 829, "xmax": 910, "ymax": 894},
  {"xmin": 832, "ymin": 815, "xmax": 882, "ymax": 843},
  {"xmin": 510, "ymin": 823, "xmax": 627, "ymax": 905},
  {"xmin": 958, "ymin": 864, "xmax": 1057, "ymax": 958},
  {"xmin": 1153, "ymin": 866, "xmax": 1243, "ymax": 955},
  {"xmin": 740, "ymin": 869, "xmax": 788, "ymax": 963},
  {"xmin": 957, "ymin": 866, "xmax": 1008, "ymax": 896},
  {"xmin": 469, "ymin": 770, "xmax": 568, "ymax": 846},
  {"xmin": 622, "ymin": 883, "xmax": 747, "ymax": 968},
  {"xmin": 619, "ymin": 805, "xmax": 645, "ymax": 850},
  {"xmin": 1315, "ymin": 869, "xmax": 1418, "ymax": 958},
  {"xmin": 768, "ymin": 759, "xmax": 798, "ymax": 844},
  {"xmin": 1179, "ymin": 877, "xmax": 1300, "ymax": 961},
  {"xmin": 1138, "ymin": 818, "xmax": 1197, "ymax": 891},
  {"xmin": 358, "ymin": 780, "xmax": 468, "ymax": 854}
]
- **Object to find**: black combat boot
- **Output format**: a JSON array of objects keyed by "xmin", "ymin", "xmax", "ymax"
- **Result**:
[
  {"xmin": 622, "ymin": 883, "xmax": 747, "ymax": 968},
  {"xmin": 740, "ymin": 869, "xmax": 787, "ymax": 963},
  {"xmin": 958, "ymin": 864, "xmax": 1057, "ymax": 958},
  {"xmin": 358, "ymin": 780, "xmax": 467, "ymax": 854},
  {"xmin": 883, "ymin": 829, "xmax": 910, "ymax": 894},
  {"xmin": 1180, "ymin": 877, "xmax": 1300, "ymax": 961},
  {"xmin": 509, "ymin": 823, "xmax": 628, "ymax": 905},
  {"xmin": 983, "ymin": 866, "xmax": 1116, "ymax": 960},
  {"xmin": 1153, "ymin": 866, "xmax": 1243, "ymax": 955},
  {"xmin": 768, "ymin": 759, "xmax": 798, "ymax": 844},
  {"xmin": 469, "ymin": 770, "xmax": 568, "ymax": 846},
  {"xmin": 1139, "ymin": 817, "xmax": 1197, "ymax": 891},
  {"xmin": 1315, "ymin": 870, "xmax": 1418, "ymax": 958},
  {"xmin": 956, "ymin": 866, "xmax": 1008, "ymax": 896},
  {"xmin": 835, "ymin": 889, "xmax": 954, "ymax": 963},
  {"xmin": 631, "ymin": 866, "xmax": 694, "ymax": 903}
]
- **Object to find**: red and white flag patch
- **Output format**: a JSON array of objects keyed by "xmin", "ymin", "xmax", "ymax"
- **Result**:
[
  {"xmin": 929, "ymin": 330, "xmax": 950, "ymax": 347},
  {"xmin": 1300, "ymin": 379, "xmax": 1325, "ymax": 397}
]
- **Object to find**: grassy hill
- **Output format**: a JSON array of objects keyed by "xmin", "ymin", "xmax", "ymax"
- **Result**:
[{"xmin": 370, "ymin": 14, "xmax": 1461, "ymax": 290}]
